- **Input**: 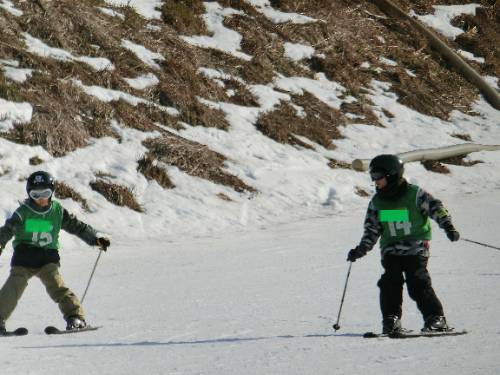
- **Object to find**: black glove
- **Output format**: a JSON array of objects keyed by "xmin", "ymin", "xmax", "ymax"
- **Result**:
[
  {"xmin": 96, "ymin": 237, "xmax": 110, "ymax": 251},
  {"xmin": 347, "ymin": 246, "xmax": 367, "ymax": 262},
  {"xmin": 443, "ymin": 223, "xmax": 460, "ymax": 242}
]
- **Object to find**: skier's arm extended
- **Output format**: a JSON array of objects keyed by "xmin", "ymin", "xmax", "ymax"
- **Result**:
[
  {"xmin": 61, "ymin": 208, "xmax": 98, "ymax": 246},
  {"xmin": 358, "ymin": 200, "xmax": 382, "ymax": 252},
  {"xmin": 347, "ymin": 201, "xmax": 382, "ymax": 262},
  {"xmin": 0, "ymin": 213, "xmax": 22, "ymax": 254},
  {"xmin": 416, "ymin": 188, "xmax": 460, "ymax": 241}
]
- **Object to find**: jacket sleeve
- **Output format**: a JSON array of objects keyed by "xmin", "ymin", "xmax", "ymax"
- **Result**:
[
  {"xmin": 61, "ymin": 208, "xmax": 98, "ymax": 246},
  {"xmin": 416, "ymin": 188, "xmax": 453, "ymax": 228},
  {"xmin": 358, "ymin": 199, "xmax": 382, "ymax": 252},
  {"xmin": 0, "ymin": 212, "xmax": 22, "ymax": 249}
]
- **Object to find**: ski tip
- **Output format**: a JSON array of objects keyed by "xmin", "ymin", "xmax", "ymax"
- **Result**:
[
  {"xmin": 363, "ymin": 332, "xmax": 380, "ymax": 338},
  {"xmin": 14, "ymin": 327, "xmax": 28, "ymax": 336},
  {"xmin": 44, "ymin": 326, "xmax": 59, "ymax": 335}
]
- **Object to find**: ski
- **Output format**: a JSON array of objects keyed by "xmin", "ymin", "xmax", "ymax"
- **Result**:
[
  {"xmin": 44, "ymin": 325, "xmax": 100, "ymax": 335},
  {"xmin": 363, "ymin": 329, "xmax": 413, "ymax": 338},
  {"xmin": 389, "ymin": 329, "xmax": 468, "ymax": 339},
  {"xmin": 0, "ymin": 327, "xmax": 28, "ymax": 337},
  {"xmin": 364, "ymin": 329, "xmax": 467, "ymax": 339}
]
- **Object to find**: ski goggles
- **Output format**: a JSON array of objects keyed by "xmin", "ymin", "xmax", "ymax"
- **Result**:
[
  {"xmin": 29, "ymin": 188, "xmax": 53, "ymax": 200},
  {"xmin": 370, "ymin": 171, "xmax": 386, "ymax": 181}
]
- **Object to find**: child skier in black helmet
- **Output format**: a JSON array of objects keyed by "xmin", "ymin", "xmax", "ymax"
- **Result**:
[
  {"xmin": 347, "ymin": 155, "xmax": 460, "ymax": 334},
  {"xmin": 0, "ymin": 171, "xmax": 110, "ymax": 334}
]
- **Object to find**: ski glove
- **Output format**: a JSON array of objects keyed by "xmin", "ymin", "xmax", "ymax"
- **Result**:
[
  {"xmin": 443, "ymin": 223, "xmax": 460, "ymax": 242},
  {"xmin": 96, "ymin": 237, "xmax": 110, "ymax": 251},
  {"xmin": 347, "ymin": 246, "xmax": 367, "ymax": 262}
]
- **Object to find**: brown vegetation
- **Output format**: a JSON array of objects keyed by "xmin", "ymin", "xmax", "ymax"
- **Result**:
[{"xmin": 90, "ymin": 179, "xmax": 143, "ymax": 212}]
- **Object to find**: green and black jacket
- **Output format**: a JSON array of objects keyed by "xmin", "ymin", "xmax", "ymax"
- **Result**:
[
  {"xmin": 358, "ymin": 182, "xmax": 453, "ymax": 258},
  {"xmin": 0, "ymin": 199, "xmax": 99, "ymax": 268}
]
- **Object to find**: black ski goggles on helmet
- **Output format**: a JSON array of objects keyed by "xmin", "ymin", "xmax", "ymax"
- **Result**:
[
  {"xmin": 370, "ymin": 171, "xmax": 386, "ymax": 181},
  {"xmin": 29, "ymin": 188, "xmax": 53, "ymax": 200}
]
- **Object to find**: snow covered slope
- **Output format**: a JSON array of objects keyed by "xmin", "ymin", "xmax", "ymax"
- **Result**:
[{"xmin": 1, "ymin": 190, "xmax": 499, "ymax": 374}]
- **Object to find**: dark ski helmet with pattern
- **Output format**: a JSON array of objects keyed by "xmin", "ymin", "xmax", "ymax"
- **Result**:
[
  {"xmin": 369, "ymin": 154, "xmax": 404, "ymax": 183},
  {"xmin": 26, "ymin": 171, "xmax": 55, "ymax": 199}
]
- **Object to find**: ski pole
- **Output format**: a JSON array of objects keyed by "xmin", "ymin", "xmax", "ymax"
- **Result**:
[
  {"xmin": 333, "ymin": 261, "xmax": 353, "ymax": 331},
  {"xmin": 462, "ymin": 238, "xmax": 500, "ymax": 251},
  {"xmin": 81, "ymin": 250, "xmax": 104, "ymax": 304}
]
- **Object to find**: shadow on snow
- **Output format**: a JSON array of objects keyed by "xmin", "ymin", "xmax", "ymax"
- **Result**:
[{"xmin": 21, "ymin": 332, "xmax": 363, "ymax": 349}]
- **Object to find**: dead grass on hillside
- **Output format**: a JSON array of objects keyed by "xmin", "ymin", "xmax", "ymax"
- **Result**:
[
  {"xmin": 90, "ymin": 178, "xmax": 144, "ymax": 212},
  {"xmin": 453, "ymin": 4, "xmax": 500, "ymax": 79},
  {"xmin": 256, "ymin": 93, "xmax": 345, "ymax": 149},
  {"xmin": 3, "ymin": 72, "xmax": 114, "ymax": 156},
  {"xmin": 143, "ymin": 135, "xmax": 256, "ymax": 193},
  {"xmin": 161, "ymin": 0, "xmax": 208, "ymax": 35},
  {"xmin": 157, "ymin": 57, "xmax": 231, "ymax": 129},
  {"xmin": 54, "ymin": 181, "xmax": 90, "ymax": 211},
  {"xmin": 137, "ymin": 154, "xmax": 175, "ymax": 189}
]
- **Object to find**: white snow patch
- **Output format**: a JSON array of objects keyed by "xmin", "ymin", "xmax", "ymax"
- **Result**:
[
  {"xmin": 72, "ymin": 79, "xmax": 179, "ymax": 116},
  {"xmin": 284, "ymin": 42, "xmax": 315, "ymax": 62},
  {"xmin": 457, "ymin": 49, "xmax": 485, "ymax": 64},
  {"xmin": 379, "ymin": 57, "xmax": 398, "ymax": 66},
  {"xmin": 273, "ymin": 73, "xmax": 356, "ymax": 110},
  {"xmin": 245, "ymin": 0, "xmax": 318, "ymax": 24},
  {"xmin": 182, "ymin": 2, "xmax": 251, "ymax": 61},
  {"xmin": 121, "ymin": 39, "xmax": 165, "ymax": 70},
  {"xmin": 97, "ymin": 7, "xmax": 125, "ymax": 20},
  {"xmin": 414, "ymin": 4, "xmax": 481, "ymax": 40},
  {"xmin": 123, "ymin": 73, "xmax": 160, "ymax": 90},
  {"xmin": 0, "ymin": 98, "xmax": 33, "ymax": 132},
  {"xmin": 0, "ymin": 0, "xmax": 22, "ymax": 16},
  {"xmin": 23, "ymin": 33, "xmax": 115, "ymax": 71},
  {"xmin": 103, "ymin": 0, "xmax": 163, "ymax": 20}
]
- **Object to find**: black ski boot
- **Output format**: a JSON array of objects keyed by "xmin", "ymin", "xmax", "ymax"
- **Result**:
[
  {"xmin": 66, "ymin": 315, "xmax": 87, "ymax": 330},
  {"xmin": 382, "ymin": 315, "xmax": 402, "ymax": 334},
  {"xmin": 423, "ymin": 315, "xmax": 448, "ymax": 332},
  {"xmin": 0, "ymin": 319, "xmax": 6, "ymax": 334}
]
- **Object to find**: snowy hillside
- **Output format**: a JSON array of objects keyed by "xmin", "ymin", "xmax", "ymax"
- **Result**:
[
  {"xmin": 0, "ymin": 0, "xmax": 499, "ymax": 374},
  {"xmin": 0, "ymin": 0, "xmax": 498, "ymax": 240}
]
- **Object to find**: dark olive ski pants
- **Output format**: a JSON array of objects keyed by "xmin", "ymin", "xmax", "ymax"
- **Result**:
[{"xmin": 0, "ymin": 263, "xmax": 84, "ymax": 322}]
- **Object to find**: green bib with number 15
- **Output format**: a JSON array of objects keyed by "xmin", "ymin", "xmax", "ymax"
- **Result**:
[
  {"xmin": 13, "ymin": 201, "xmax": 63, "ymax": 249},
  {"xmin": 372, "ymin": 184, "xmax": 431, "ymax": 248}
]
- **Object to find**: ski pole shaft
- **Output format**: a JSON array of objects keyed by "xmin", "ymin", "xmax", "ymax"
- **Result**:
[
  {"xmin": 333, "ymin": 261, "xmax": 353, "ymax": 331},
  {"xmin": 81, "ymin": 250, "xmax": 103, "ymax": 304},
  {"xmin": 462, "ymin": 238, "xmax": 500, "ymax": 251}
]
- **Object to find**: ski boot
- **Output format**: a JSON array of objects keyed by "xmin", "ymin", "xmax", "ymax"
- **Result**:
[
  {"xmin": 66, "ymin": 315, "xmax": 87, "ymax": 330},
  {"xmin": 0, "ymin": 319, "xmax": 6, "ymax": 334},
  {"xmin": 423, "ymin": 315, "xmax": 449, "ymax": 332},
  {"xmin": 382, "ymin": 315, "xmax": 403, "ymax": 334}
]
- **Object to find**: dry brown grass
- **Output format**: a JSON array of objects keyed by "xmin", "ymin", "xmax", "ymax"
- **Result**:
[
  {"xmin": 421, "ymin": 160, "xmax": 450, "ymax": 173},
  {"xmin": 328, "ymin": 159, "xmax": 352, "ymax": 169},
  {"xmin": 143, "ymin": 135, "xmax": 256, "ymax": 193},
  {"xmin": 55, "ymin": 181, "xmax": 90, "ymax": 211},
  {"xmin": 161, "ymin": 0, "xmax": 208, "ymax": 35},
  {"xmin": 90, "ymin": 179, "xmax": 144, "ymax": 212},
  {"xmin": 29, "ymin": 156, "xmax": 44, "ymax": 165},
  {"xmin": 137, "ymin": 154, "xmax": 175, "ymax": 189},
  {"xmin": 256, "ymin": 92, "xmax": 345, "ymax": 149}
]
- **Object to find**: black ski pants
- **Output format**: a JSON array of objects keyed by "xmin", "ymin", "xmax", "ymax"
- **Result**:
[{"xmin": 378, "ymin": 254, "xmax": 444, "ymax": 320}]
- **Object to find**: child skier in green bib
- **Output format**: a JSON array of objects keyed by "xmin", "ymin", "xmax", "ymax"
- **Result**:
[
  {"xmin": 0, "ymin": 171, "xmax": 110, "ymax": 333},
  {"xmin": 347, "ymin": 155, "xmax": 460, "ymax": 334}
]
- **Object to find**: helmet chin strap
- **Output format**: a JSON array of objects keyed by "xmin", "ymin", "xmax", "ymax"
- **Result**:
[{"xmin": 376, "ymin": 178, "xmax": 407, "ymax": 199}]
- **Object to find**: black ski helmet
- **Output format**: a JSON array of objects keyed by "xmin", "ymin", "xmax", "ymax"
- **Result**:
[
  {"xmin": 26, "ymin": 171, "xmax": 55, "ymax": 196},
  {"xmin": 369, "ymin": 154, "xmax": 404, "ymax": 182}
]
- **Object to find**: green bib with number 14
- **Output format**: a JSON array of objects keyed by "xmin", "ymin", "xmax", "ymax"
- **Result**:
[
  {"xmin": 372, "ymin": 184, "xmax": 431, "ymax": 248},
  {"xmin": 13, "ymin": 201, "xmax": 63, "ymax": 249}
]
